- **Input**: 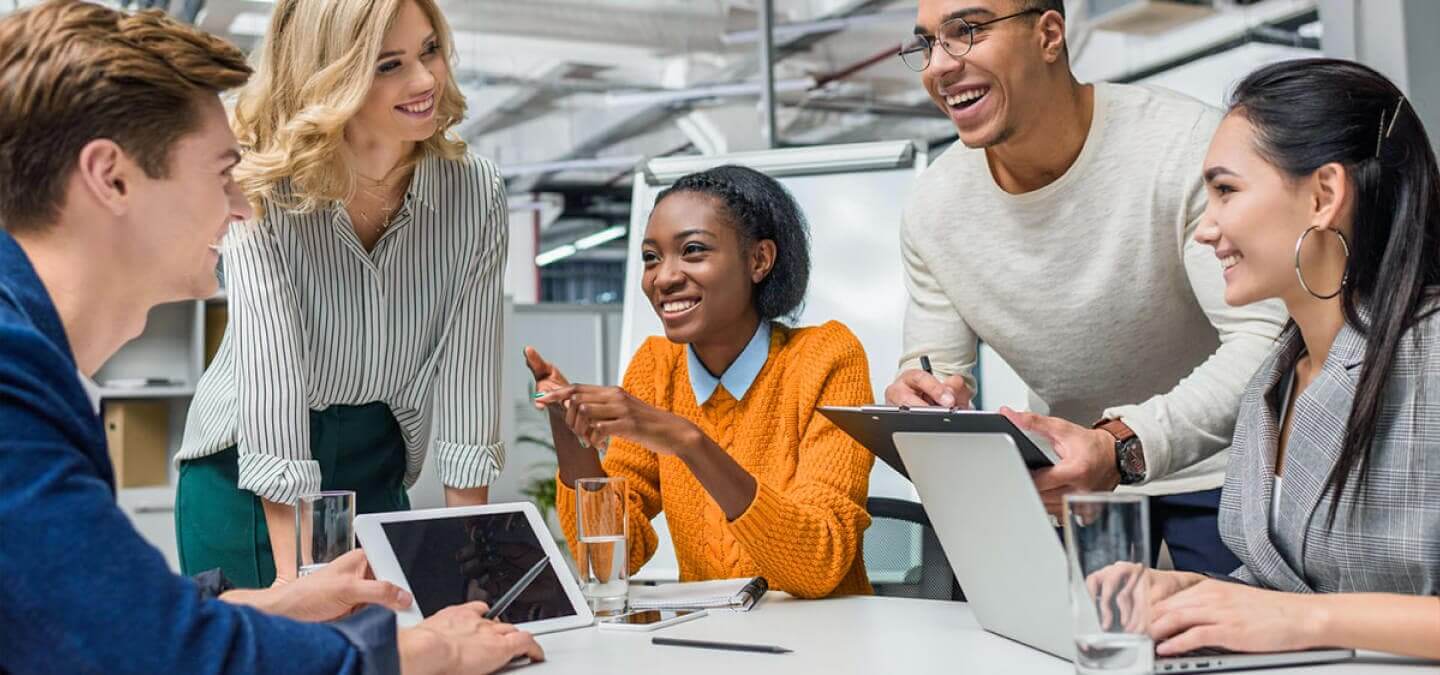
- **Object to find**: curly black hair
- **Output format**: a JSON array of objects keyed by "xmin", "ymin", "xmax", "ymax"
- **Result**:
[{"xmin": 652, "ymin": 165, "xmax": 811, "ymax": 322}]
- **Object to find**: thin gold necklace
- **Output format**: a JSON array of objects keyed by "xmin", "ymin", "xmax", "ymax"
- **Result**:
[{"xmin": 353, "ymin": 165, "xmax": 413, "ymax": 234}]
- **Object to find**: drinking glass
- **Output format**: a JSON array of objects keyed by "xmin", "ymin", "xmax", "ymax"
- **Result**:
[
  {"xmin": 575, "ymin": 476, "xmax": 628, "ymax": 615},
  {"xmin": 1064, "ymin": 493, "xmax": 1153, "ymax": 675},
  {"xmin": 295, "ymin": 490, "xmax": 356, "ymax": 577}
]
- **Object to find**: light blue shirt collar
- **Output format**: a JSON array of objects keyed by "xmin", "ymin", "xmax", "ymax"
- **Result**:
[{"xmin": 687, "ymin": 321, "xmax": 772, "ymax": 405}]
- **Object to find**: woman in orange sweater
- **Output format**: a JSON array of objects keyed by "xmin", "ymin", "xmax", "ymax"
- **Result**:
[{"xmin": 524, "ymin": 165, "xmax": 874, "ymax": 599}]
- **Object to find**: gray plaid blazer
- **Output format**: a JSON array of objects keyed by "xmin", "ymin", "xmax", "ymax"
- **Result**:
[{"xmin": 1218, "ymin": 317, "xmax": 1440, "ymax": 594}]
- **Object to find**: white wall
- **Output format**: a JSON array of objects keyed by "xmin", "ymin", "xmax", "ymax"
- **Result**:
[
  {"xmin": 1320, "ymin": 0, "xmax": 1440, "ymax": 153},
  {"xmin": 1137, "ymin": 42, "xmax": 1319, "ymax": 108},
  {"xmin": 505, "ymin": 205, "xmax": 540, "ymax": 305},
  {"xmin": 1069, "ymin": 0, "xmax": 1318, "ymax": 84}
]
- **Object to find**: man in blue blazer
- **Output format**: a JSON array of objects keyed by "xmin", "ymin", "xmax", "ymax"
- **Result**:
[{"xmin": 0, "ymin": 2, "xmax": 543, "ymax": 673}]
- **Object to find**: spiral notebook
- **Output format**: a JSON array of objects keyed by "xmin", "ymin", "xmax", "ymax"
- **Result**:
[{"xmin": 628, "ymin": 577, "xmax": 769, "ymax": 612}]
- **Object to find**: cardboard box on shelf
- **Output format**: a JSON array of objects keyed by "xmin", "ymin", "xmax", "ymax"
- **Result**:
[
  {"xmin": 204, "ymin": 302, "xmax": 227, "ymax": 368},
  {"xmin": 104, "ymin": 400, "xmax": 169, "ymax": 488}
]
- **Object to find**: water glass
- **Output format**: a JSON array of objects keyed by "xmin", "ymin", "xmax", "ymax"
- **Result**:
[
  {"xmin": 575, "ymin": 476, "xmax": 628, "ymax": 615},
  {"xmin": 295, "ymin": 490, "xmax": 356, "ymax": 577},
  {"xmin": 1064, "ymin": 493, "xmax": 1153, "ymax": 675}
]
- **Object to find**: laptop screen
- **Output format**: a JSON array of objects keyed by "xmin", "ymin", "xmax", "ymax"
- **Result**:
[{"xmin": 380, "ymin": 511, "xmax": 578, "ymax": 623}]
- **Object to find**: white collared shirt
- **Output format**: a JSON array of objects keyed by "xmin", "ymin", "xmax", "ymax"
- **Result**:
[
  {"xmin": 77, "ymin": 370, "xmax": 100, "ymax": 416},
  {"xmin": 686, "ymin": 321, "xmax": 772, "ymax": 404},
  {"xmin": 178, "ymin": 152, "xmax": 508, "ymax": 504}
]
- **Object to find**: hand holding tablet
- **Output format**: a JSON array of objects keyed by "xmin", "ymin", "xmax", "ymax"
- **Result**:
[{"xmin": 356, "ymin": 503, "xmax": 595, "ymax": 633}]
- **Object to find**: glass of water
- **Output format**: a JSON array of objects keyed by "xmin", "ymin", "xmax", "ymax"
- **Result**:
[
  {"xmin": 1064, "ymin": 492, "xmax": 1153, "ymax": 675},
  {"xmin": 295, "ymin": 490, "xmax": 356, "ymax": 577},
  {"xmin": 575, "ymin": 476, "xmax": 628, "ymax": 616}
]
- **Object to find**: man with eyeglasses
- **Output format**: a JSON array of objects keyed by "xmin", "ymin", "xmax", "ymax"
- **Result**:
[{"xmin": 883, "ymin": 0, "xmax": 1286, "ymax": 574}]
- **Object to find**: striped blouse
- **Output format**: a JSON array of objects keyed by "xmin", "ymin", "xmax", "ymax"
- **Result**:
[{"xmin": 178, "ymin": 152, "xmax": 508, "ymax": 505}]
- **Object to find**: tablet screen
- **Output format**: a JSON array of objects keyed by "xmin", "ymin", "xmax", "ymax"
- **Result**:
[{"xmin": 380, "ymin": 511, "xmax": 578, "ymax": 623}]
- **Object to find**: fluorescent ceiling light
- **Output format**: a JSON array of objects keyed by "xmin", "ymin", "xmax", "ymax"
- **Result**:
[
  {"xmin": 575, "ymin": 225, "xmax": 627, "ymax": 250},
  {"xmin": 535, "ymin": 244, "xmax": 577, "ymax": 267},
  {"xmin": 534, "ymin": 225, "xmax": 627, "ymax": 267}
]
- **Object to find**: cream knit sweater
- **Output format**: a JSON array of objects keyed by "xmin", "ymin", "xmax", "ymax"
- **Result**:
[{"xmin": 899, "ymin": 82, "xmax": 1287, "ymax": 496}]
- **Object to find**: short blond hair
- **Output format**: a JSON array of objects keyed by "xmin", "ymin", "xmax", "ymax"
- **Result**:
[
  {"xmin": 232, "ymin": 0, "xmax": 468, "ymax": 213},
  {"xmin": 0, "ymin": 0, "xmax": 251, "ymax": 231}
]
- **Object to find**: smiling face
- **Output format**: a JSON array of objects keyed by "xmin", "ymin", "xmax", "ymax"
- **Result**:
[
  {"xmin": 125, "ymin": 94, "xmax": 252, "ymax": 301},
  {"xmin": 349, "ymin": 0, "xmax": 447, "ymax": 144},
  {"xmin": 1194, "ymin": 113, "xmax": 1350, "ymax": 307},
  {"xmin": 915, "ymin": 0, "xmax": 1056, "ymax": 149},
  {"xmin": 641, "ymin": 192, "xmax": 766, "ymax": 345}
]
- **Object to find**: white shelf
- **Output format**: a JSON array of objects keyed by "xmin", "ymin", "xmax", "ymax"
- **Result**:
[{"xmin": 98, "ymin": 385, "xmax": 196, "ymax": 400}]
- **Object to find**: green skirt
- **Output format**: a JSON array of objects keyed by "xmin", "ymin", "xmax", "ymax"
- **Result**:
[{"xmin": 175, "ymin": 402, "xmax": 411, "ymax": 588}]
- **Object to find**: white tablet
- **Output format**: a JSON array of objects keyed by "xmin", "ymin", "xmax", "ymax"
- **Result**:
[{"xmin": 355, "ymin": 502, "xmax": 595, "ymax": 634}]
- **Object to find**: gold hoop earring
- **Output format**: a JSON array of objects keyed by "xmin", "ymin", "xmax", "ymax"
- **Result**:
[{"xmin": 1294, "ymin": 225, "xmax": 1350, "ymax": 300}]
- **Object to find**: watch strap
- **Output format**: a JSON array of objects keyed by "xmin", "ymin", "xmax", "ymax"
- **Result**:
[
  {"xmin": 1095, "ymin": 417, "xmax": 1145, "ymax": 485},
  {"xmin": 1096, "ymin": 418, "xmax": 1136, "ymax": 443}
]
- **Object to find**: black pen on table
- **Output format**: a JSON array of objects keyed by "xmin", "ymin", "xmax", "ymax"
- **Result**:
[
  {"xmin": 652, "ymin": 637, "xmax": 792, "ymax": 654},
  {"xmin": 483, "ymin": 556, "xmax": 550, "ymax": 620}
]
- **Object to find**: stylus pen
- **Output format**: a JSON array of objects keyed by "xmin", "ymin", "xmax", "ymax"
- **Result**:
[
  {"xmin": 919, "ymin": 354, "xmax": 933, "ymax": 375},
  {"xmin": 483, "ymin": 556, "xmax": 550, "ymax": 620},
  {"xmin": 652, "ymin": 637, "xmax": 793, "ymax": 654}
]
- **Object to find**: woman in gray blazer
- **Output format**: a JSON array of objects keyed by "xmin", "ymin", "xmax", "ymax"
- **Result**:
[{"xmin": 1141, "ymin": 59, "xmax": 1440, "ymax": 659}]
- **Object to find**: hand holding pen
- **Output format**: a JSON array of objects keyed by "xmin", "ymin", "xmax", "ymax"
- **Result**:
[{"xmin": 883, "ymin": 353, "xmax": 974, "ymax": 409}]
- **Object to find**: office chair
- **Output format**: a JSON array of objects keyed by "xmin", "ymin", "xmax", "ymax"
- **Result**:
[{"xmin": 863, "ymin": 497, "xmax": 964, "ymax": 601}]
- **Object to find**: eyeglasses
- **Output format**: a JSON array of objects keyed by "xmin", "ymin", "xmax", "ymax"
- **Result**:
[{"xmin": 898, "ymin": 9, "xmax": 1043, "ymax": 72}]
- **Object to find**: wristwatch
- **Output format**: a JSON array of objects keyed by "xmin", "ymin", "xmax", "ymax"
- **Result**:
[{"xmin": 1096, "ymin": 418, "xmax": 1146, "ymax": 485}]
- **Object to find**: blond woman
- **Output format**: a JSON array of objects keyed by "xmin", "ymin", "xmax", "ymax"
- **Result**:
[{"xmin": 176, "ymin": 0, "xmax": 508, "ymax": 587}]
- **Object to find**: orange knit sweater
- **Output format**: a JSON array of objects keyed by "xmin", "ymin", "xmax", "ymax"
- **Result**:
[{"xmin": 555, "ymin": 320, "xmax": 875, "ymax": 598}]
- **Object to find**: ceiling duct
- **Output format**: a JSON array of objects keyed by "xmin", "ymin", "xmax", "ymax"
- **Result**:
[{"xmin": 1086, "ymin": 0, "xmax": 1217, "ymax": 35}]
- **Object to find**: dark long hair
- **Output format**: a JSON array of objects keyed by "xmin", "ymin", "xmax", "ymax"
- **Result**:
[
  {"xmin": 1230, "ymin": 58, "xmax": 1440, "ymax": 520},
  {"xmin": 653, "ymin": 165, "xmax": 811, "ymax": 322}
]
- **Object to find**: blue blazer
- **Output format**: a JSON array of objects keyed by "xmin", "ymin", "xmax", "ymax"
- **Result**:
[{"xmin": 0, "ymin": 231, "xmax": 392, "ymax": 674}]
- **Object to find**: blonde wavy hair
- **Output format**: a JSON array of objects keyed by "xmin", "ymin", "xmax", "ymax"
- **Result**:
[{"xmin": 232, "ymin": 0, "xmax": 468, "ymax": 213}]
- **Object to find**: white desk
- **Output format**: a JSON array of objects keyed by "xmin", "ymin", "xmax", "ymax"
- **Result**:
[{"xmin": 528, "ymin": 594, "xmax": 1440, "ymax": 674}]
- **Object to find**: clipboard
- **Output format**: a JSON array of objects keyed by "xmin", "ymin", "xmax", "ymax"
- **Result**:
[{"xmin": 818, "ymin": 405, "xmax": 1059, "ymax": 479}]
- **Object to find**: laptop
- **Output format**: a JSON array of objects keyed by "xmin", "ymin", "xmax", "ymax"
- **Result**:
[{"xmin": 893, "ymin": 432, "xmax": 1354, "ymax": 673}]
